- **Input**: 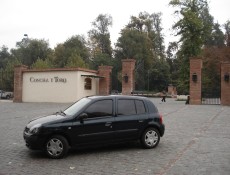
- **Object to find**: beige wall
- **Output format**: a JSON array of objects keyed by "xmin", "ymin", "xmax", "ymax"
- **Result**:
[{"xmin": 22, "ymin": 70, "xmax": 99, "ymax": 103}]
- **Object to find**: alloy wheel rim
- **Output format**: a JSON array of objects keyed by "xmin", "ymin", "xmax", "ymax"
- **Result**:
[{"xmin": 47, "ymin": 138, "xmax": 63, "ymax": 156}]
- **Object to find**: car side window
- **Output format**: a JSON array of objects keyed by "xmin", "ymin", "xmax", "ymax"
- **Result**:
[
  {"xmin": 84, "ymin": 100, "xmax": 113, "ymax": 118},
  {"xmin": 117, "ymin": 99, "xmax": 136, "ymax": 115},
  {"xmin": 135, "ymin": 100, "xmax": 146, "ymax": 114}
]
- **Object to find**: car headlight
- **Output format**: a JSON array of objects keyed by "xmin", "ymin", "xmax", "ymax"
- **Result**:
[{"xmin": 29, "ymin": 124, "xmax": 41, "ymax": 134}]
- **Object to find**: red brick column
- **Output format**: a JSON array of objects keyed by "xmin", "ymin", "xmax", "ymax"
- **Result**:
[
  {"xmin": 190, "ymin": 59, "xmax": 202, "ymax": 105},
  {"xmin": 122, "ymin": 59, "xmax": 136, "ymax": 95},
  {"xmin": 221, "ymin": 62, "xmax": 230, "ymax": 106},
  {"xmin": 98, "ymin": 66, "xmax": 113, "ymax": 95},
  {"xmin": 13, "ymin": 65, "xmax": 28, "ymax": 102}
]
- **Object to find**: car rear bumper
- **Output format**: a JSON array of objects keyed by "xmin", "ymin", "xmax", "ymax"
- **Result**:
[{"xmin": 159, "ymin": 124, "xmax": 165, "ymax": 137}]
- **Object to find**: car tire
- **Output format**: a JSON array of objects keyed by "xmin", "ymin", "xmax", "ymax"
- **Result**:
[
  {"xmin": 6, "ymin": 95, "xmax": 10, "ymax": 99},
  {"xmin": 45, "ymin": 135, "xmax": 69, "ymax": 159},
  {"xmin": 141, "ymin": 127, "xmax": 160, "ymax": 149}
]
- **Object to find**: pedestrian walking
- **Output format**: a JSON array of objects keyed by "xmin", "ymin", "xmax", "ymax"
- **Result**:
[{"xmin": 161, "ymin": 90, "xmax": 166, "ymax": 102}]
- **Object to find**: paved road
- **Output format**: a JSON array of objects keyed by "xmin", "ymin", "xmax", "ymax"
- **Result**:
[{"xmin": 0, "ymin": 98, "xmax": 230, "ymax": 175}]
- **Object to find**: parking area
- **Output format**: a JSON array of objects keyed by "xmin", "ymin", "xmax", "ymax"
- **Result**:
[{"xmin": 0, "ymin": 98, "xmax": 230, "ymax": 175}]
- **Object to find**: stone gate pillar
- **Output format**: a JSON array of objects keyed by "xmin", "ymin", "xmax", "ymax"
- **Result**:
[
  {"xmin": 122, "ymin": 59, "xmax": 136, "ymax": 95},
  {"xmin": 13, "ymin": 65, "xmax": 28, "ymax": 102},
  {"xmin": 190, "ymin": 59, "xmax": 202, "ymax": 105},
  {"xmin": 221, "ymin": 62, "xmax": 230, "ymax": 106},
  {"xmin": 98, "ymin": 66, "xmax": 113, "ymax": 95}
]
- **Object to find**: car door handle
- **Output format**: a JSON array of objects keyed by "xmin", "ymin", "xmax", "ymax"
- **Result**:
[
  {"xmin": 139, "ymin": 120, "xmax": 144, "ymax": 123},
  {"xmin": 105, "ymin": 122, "xmax": 112, "ymax": 127}
]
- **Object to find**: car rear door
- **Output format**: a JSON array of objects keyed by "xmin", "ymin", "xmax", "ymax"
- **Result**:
[{"xmin": 113, "ymin": 98, "xmax": 148, "ymax": 141}]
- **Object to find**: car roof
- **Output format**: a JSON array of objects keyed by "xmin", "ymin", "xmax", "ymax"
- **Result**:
[{"xmin": 87, "ymin": 95, "xmax": 148, "ymax": 100}]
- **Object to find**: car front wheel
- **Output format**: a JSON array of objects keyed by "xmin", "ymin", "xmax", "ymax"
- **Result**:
[
  {"xmin": 45, "ymin": 135, "xmax": 69, "ymax": 159},
  {"xmin": 141, "ymin": 127, "xmax": 160, "ymax": 149}
]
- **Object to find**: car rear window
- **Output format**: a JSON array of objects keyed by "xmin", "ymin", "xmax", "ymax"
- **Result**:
[
  {"xmin": 117, "ymin": 99, "xmax": 146, "ymax": 115},
  {"xmin": 135, "ymin": 100, "xmax": 146, "ymax": 114},
  {"xmin": 146, "ymin": 99, "xmax": 158, "ymax": 113},
  {"xmin": 117, "ymin": 99, "xmax": 136, "ymax": 115}
]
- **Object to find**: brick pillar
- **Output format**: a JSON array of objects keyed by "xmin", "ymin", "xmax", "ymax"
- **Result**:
[
  {"xmin": 190, "ymin": 59, "xmax": 202, "ymax": 105},
  {"xmin": 13, "ymin": 65, "xmax": 28, "ymax": 102},
  {"xmin": 122, "ymin": 59, "xmax": 136, "ymax": 95},
  {"xmin": 98, "ymin": 66, "xmax": 113, "ymax": 95},
  {"xmin": 221, "ymin": 62, "xmax": 230, "ymax": 106}
]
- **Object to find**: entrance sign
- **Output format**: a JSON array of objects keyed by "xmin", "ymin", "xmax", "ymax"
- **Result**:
[{"xmin": 29, "ymin": 77, "xmax": 67, "ymax": 83}]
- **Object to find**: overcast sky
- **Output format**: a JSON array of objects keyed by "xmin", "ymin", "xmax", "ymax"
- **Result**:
[{"xmin": 0, "ymin": 0, "xmax": 229, "ymax": 50}]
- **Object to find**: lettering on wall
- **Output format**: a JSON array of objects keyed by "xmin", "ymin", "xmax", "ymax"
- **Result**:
[{"xmin": 30, "ymin": 76, "xmax": 67, "ymax": 83}]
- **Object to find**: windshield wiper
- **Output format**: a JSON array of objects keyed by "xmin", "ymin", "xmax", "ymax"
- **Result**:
[
  {"xmin": 60, "ymin": 110, "xmax": 66, "ymax": 116},
  {"xmin": 55, "ymin": 110, "xmax": 66, "ymax": 116}
]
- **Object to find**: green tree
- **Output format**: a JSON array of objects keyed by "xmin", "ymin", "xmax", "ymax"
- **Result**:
[
  {"xmin": 150, "ymin": 58, "xmax": 171, "ymax": 91},
  {"xmin": 11, "ymin": 38, "xmax": 53, "ymax": 66},
  {"xmin": 53, "ymin": 35, "xmax": 90, "ymax": 68},
  {"xmin": 0, "ymin": 45, "xmax": 11, "ymax": 69},
  {"xmin": 205, "ymin": 23, "xmax": 225, "ymax": 47},
  {"xmin": 115, "ymin": 28, "xmax": 153, "ymax": 90},
  {"xmin": 166, "ymin": 42, "xmax": 178, "ymax": 60},
  {"xmin": 88, "ymin": 14, "xmax": 113, "ymax": 69},
  {"xmin": 224, "ymin": 20, "xmax": 230, "ymax": 46},
  {"xmin": 31, "ymin": 58, "xmax": 53, "ymax": 69},
  {"xmin": 150, "ymin": 12, "xmax": 165, "ymax": 59},
  {"xmin": 88, "ymin": 14, "xmax": 113, "ymax": 56},
  {"xmin": 115, "ymin": 12, "xmax": 169, "ymax": 91},
  {"xmin": 166, "ymin": 42, "xmax": 179, "ymax": 86},
  {"xmin": 126, "ymin": 12, "xmax": 165, "ymax": 60},
  {"xmin": 116, "ymin": 29, "xmax": 153, "ymax": 66},
  {"xmin": 169, "ymin": 0, "xmax": 214, "ymax": 93},
  {"xmin": 65, "ymin": 52, "xmax": 88, "ymax": 68},
  {"xmin": 1, "ymin": 58, "xmax": 21, "ymax": 91}
]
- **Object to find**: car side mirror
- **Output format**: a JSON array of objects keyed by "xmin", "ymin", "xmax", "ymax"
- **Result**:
[{"xmin": 78, "ymin": 113, "xmax": 88, "ymax": 123}]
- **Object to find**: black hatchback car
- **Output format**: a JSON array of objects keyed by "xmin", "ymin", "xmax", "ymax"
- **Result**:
[{"xmin": 23, "ymin": 95, "xmax": 165, "ymax": 159}]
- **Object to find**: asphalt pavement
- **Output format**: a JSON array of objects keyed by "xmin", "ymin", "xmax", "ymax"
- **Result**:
[{"xmin": 0, "ymin": 98, "xmax": 230, "ymax": 175}]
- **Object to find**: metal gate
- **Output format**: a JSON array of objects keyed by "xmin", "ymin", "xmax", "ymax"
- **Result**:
[{"xmin": 201, "ymin": 67, "xmax": 221, "ymax": 105}]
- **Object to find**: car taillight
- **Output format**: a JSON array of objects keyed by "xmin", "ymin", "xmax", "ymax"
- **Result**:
[{"xmin": 159, "ymin": 114, "xmax": 163, "ymax": 124}]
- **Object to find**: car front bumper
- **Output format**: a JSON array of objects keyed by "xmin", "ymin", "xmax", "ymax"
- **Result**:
[{"xmin": 23, "ymin": 132, "xmax": 46, "ymax": 150}]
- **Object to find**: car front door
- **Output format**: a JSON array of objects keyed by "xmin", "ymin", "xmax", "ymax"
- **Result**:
[{"xmin": 71, "ymin": 99, "xmax": 115, "ymax": 146}]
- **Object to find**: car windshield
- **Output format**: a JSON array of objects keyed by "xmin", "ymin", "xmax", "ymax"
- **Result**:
[{"xmin": 64, "ymin": 97, "xmax": 91, "ymax": 116}]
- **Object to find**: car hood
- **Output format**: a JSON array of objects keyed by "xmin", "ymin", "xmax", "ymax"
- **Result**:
[{"xmin": 27, "ymin": 114, "xmax": 65, "ymax": 128}]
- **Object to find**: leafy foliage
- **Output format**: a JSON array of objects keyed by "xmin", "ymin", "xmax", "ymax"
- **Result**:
[
  {"xmin": 224, "ymin": 20, "xmax": 230, "ymax": 46},
  {"xmin": 31, "ymin": 58, "xmax": 53, "ymax": 69},
  {"xmin": 169, "ymin": 0, "xmax": 214, "ymax": 94},
  {"xmin": 0, "ymin": 58, "xmax": 21, "ymax": 90},
  {"xmin": 53, "ymin": 35, "xmax": 90, "ymax": 68},
  {"xmin": 65, "ymin": 53, "xmax": 88, "ymax": 68},
  {"xmin": 88, "ymin": 14, "xmax": 113, "ymax": 69},
  {"xmin": 115, "ymin": 12, "xmax": 169, "ymax": 91},
  {"xmin": 0, "ymin": 46, "xmax": 11, "ymax": 69},
  {"xmin": 11, "ymin": 39, "xmax": 52, "ymax": 66}
]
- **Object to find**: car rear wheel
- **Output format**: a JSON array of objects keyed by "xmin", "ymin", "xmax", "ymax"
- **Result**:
[
  {"xmin": 141, "ymin": 127, "xmax": 160, "ymax": 149},
  {"xmin": 45, "ymin": 135, "xmax": 69, "ymax": 159}
]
